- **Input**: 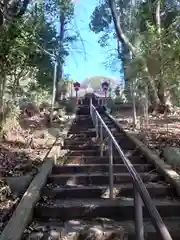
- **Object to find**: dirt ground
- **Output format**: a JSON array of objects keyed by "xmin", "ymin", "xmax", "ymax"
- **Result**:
[
  {"xmin": 0, "ymin": 109, "xmax": 70, "ymax": 233},
  {"xmin": 114, "ymin": 108, "xmax": 180, "ymax": 157}
]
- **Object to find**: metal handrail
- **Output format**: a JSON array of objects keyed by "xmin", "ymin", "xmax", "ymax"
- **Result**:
[{"xmin": 90, "ymin": 101, "xmax": 172, "ymax": 240}]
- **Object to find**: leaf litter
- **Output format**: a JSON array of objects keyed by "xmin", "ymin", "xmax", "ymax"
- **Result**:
[{"xmin": 0, "ymin": 107, "xmax": 65, "ymax": 234}]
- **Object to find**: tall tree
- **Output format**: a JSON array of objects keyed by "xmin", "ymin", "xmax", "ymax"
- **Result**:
[
  {"xmin": 90, "ymin": 0, "xmax": 180, "ymax": 111},
  {"xmin": 90, "ymin": 0, "xmax": 133, "ymax": 99},
  {"xmin": 107, "ymin": 0, "xmax": 180, "ymax": 111},
  {"xmin": 44, "ymin": 0, "xmax": 77, "ymax": 100}
]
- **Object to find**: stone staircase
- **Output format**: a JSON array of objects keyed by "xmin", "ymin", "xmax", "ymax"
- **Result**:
[{"xmin": 23, "ymin": 105, "xmax": 180, "ymax": 240}]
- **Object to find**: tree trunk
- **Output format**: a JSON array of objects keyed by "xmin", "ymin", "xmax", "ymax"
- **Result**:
[
  {"xmin": 55, "ymin": 12, "xmax": 65, "ymax": 101},
  {"xmin": 0, "ymin": 73, "xmax": 7, "ymax": 131},
  {"xmin": 144, "ymin": 66, "xmax": 160, "ymax": 105},
  {"xmin": 157, "ymin": 81, "xmax": 165, "ymax": 104},
  {"xmin": 130, "ymin": 80, "xmax": 137, "ymax": 128},
  {"xmin": 108, "ymin": 0, "xmax": 171, "ymax": 113},
  {"xmin": 108, "ymin": 0, "xmax": 136, "ymax": 55},
  {"xmin": 155, "ymin": 0, "xmax": 171, "ymax": 112},
  {"xmin": 108, "ymin": 0, "xmax": 160, "ymax": 107},
  {"xmin": 121, "ymin": 42, "xmax": 131, "ymax": 100}
]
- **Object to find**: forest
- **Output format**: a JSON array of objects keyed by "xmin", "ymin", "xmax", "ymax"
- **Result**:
[
  {"xmin": 0, "ymin": 0, "xmax": 180, "ymax": 237},
  {"xmin": 90, "ymin": 0, "xmax": 180, "ymax": 112},
  {"xmin": 0, "ymin": 0, "xmax": 179, "ymax": 122}
]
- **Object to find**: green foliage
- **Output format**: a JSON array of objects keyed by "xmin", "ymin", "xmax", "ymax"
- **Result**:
[
  {"xmin": 107, "ymin": 97, "xmax": 125, "ymax": 113},
  {"xmin": 0, "ymin": 0, "xmax": 77, "ymax": 131},
  {"xmin": 90, "ymin": 0, "xmax": 180, "ymax": 106},
  {"xmin": 58, "ymin": 98, "xmax": 76, "ymax": 114},
  {"xmin": 114, "ymin": 86, "xmax": 120, "ymax": 97},
  {"xmin": 127, "ymin": 15, "xmax": 180, "ymax": 100},
  {"xmin": 25, "ymin": 86, "xmax": 51, "ymax": 106},
  {"xmin": 0, "ymin": 3, "xmax": 58, "ymax": 93},
  {"xmin": 89, "ymin": 0, "xmax": 133, "ymax": 89},
  {"xmin": 137, "ymin": 0, "xmax": 180, "ymax": 33},
  {"xmin": 45, "ymin": 0, "xmax": 74, "ymax": 20},
  {"xmin": 3, "ymin": 0, "xmax": 77, "ymax": 91},
  {"xmin": 90, "ymin": 1, "xmax": 111, "ymax": 35}
]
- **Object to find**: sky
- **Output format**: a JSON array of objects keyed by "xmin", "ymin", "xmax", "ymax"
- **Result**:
[{"xmin": 64, "ymin": 0, "xmax": 121, "ymax": 82}]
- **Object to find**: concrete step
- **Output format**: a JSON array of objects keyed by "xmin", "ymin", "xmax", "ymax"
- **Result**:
[
  {"xmin": 65, "ymin": 134, "xmax": 95, "ymax": 142},
  {"xmin": 35, "ymin": 198, "xmax": 180, "ymax": 221},
  {"xmin": 52, "ymin": 164, "xmax": 153, "ymax": 174},
  {"xmin": 58, "ymin": 155, "xmax": 146, "ymax": 165},
  {"xmin": 63, "ymin": 149, "xmax": 100, "ymax": 157},
  {"xmin": 69, "ymin": 125, "xmax": 94, "ymax": 131},
  {"xmin": 43, "ymin": 182, "xmax": 174, "ymax": 199},
  {"xmin": 76, "ymin": 108, "xmax": 90, "ymax": 115},
  {"xmin": 68, "ymin": 129, "xmax": 96, "ymax": 137},
  {"xmin": 69, "ymin": 125, "xmax": 94, "ymax": 130},
  {"xmin": 98, "ymin": 123, "xmax": 116, "ymax": 129},
  {"xmin": 74, "ymin": 114, "xmax": 91, "ymax": 119},
  {"xmin": 77, "ymin": 106, "xmax": 89, "ymax": 109},
  {"xmin": 103, "ymin": 121, "xmax": 118, "ymax": 127},
  {"xmin": 64, "ymin": 139, "xmax": 98, "ymax": 146},
  {"xmin": 24, "ymin": 218, "xmax": 180, "ymax": 240},
  {"xmin": 63, "ymin": 145, "xmax": 138, "ymax": 158},
  {"xmin": 73, "ymin": 117, "xmax": 92, "ymax": 123},
  {"xmin": 47, "ymin": 172, "xmax": 161, "ymax": 185},
  {"xmin": 65, "ymin": 136, "xmax": 136, "ymax": 151},
  {"xmin": 115, "ymin": 139, "xmax": 136, "ymax": 150},
  {"xmin": 103, "ymin": 127, "xmax": 121, "ymax": 135},
  {"xmin": 91, "ymin": 115, "xmax": 137, "ymax": 150},
  {"xmin": 62, "ymin": 144, "xmax": 100, "ymax": 151},
  {"xmin": 23, "ymin": 219, "xmax": 125, "ymax": 240},
  {"xmin": 103, "ymin": 119, "xmax": 113, "ymax": 124},
  {"xmin": 103, "ymin": 148, "xmax": 141, "ymax": 158},
  {"xmin": 120, "ymin": 218, "xmax": 180, "ymax": 240}
]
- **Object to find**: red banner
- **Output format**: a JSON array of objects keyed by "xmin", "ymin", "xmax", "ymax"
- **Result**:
[
  {"xmin": 73, "ymin": 82, "xmax": 80, "ymax": 104},
  {"xmin": 102, "ymin": 81, "xmax": 109, "ymax": 99}
]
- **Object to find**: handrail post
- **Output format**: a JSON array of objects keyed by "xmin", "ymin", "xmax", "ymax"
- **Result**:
[
  {"xmin": 100, "ymin": 122, "xmax": 103, "ymax": 156},
  {"xmin": 95, "ymin": 114, "xmax": 99, "ymax": 138},
  {"xmin": 93, "ymin": 109, "xmax": 95, "ymax": 125},
  {"xmin": 134, "ymin": 184, "xmax": 144, "ymax": 240},
  {"xmin": 89, "ymin": 104, "xmax": 173, "ymax": 240},
  {"xmin": 90, "ymin": 98, "xmax": 92, "ymax": 116},
  {"xmin": 108, "ymin": 138, "xmax": 113, "ymax": 199}
]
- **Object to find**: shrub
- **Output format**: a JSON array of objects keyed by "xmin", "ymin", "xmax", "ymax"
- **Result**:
[{"xmin": 64, "ymin": 99, "xmax": 76, "ymax": 114}]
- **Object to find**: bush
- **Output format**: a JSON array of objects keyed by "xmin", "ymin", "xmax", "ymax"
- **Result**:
[
  {"xmin": 107, "ymin": 97, "xmax": 125, "ymax": 113},
  {"xmin": 64, "ymin": 99, "xmax": 76, "ymax": 114},
  {"xmin": 1, "ymin": 103, "xmax": 21, "ymax": 133},
  {"xmin": 25, "ymin": 88, "xmax": 51, "ymax": 107}
]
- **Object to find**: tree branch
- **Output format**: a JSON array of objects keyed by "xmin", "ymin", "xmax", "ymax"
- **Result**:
[
  {"xmin": 17, "ymin": 0, "xmax": 30, "ymax": 18},
  {"xmin": 108, "ymin": 0, "xmax": 137, "ymax": 55},
  {"xmin": 0, "ymin": 0, "xmax": 30, "ymax": 26},
  {"xmin": 156, "ymin": 0, "xmax": 161, "ymax": 34}
]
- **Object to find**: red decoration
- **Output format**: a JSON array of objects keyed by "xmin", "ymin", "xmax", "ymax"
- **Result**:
[
  {"xmin": 74, "ymin": 87, "xmax": 79, "ymax": 92},
  {"xmin": 73, "ymin": 82, "xmax": 80, "ymax": 90},
  {"xmin": 102, "ymin": 81, "xmax": 109, "ymax": 89},
  {"xmin": 73, "ymin": 82, "xmax": 81, "ymax": 104},
  {"xmin": 101, "ymin": 81, "xmax": 109, "ymax": 98}
]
